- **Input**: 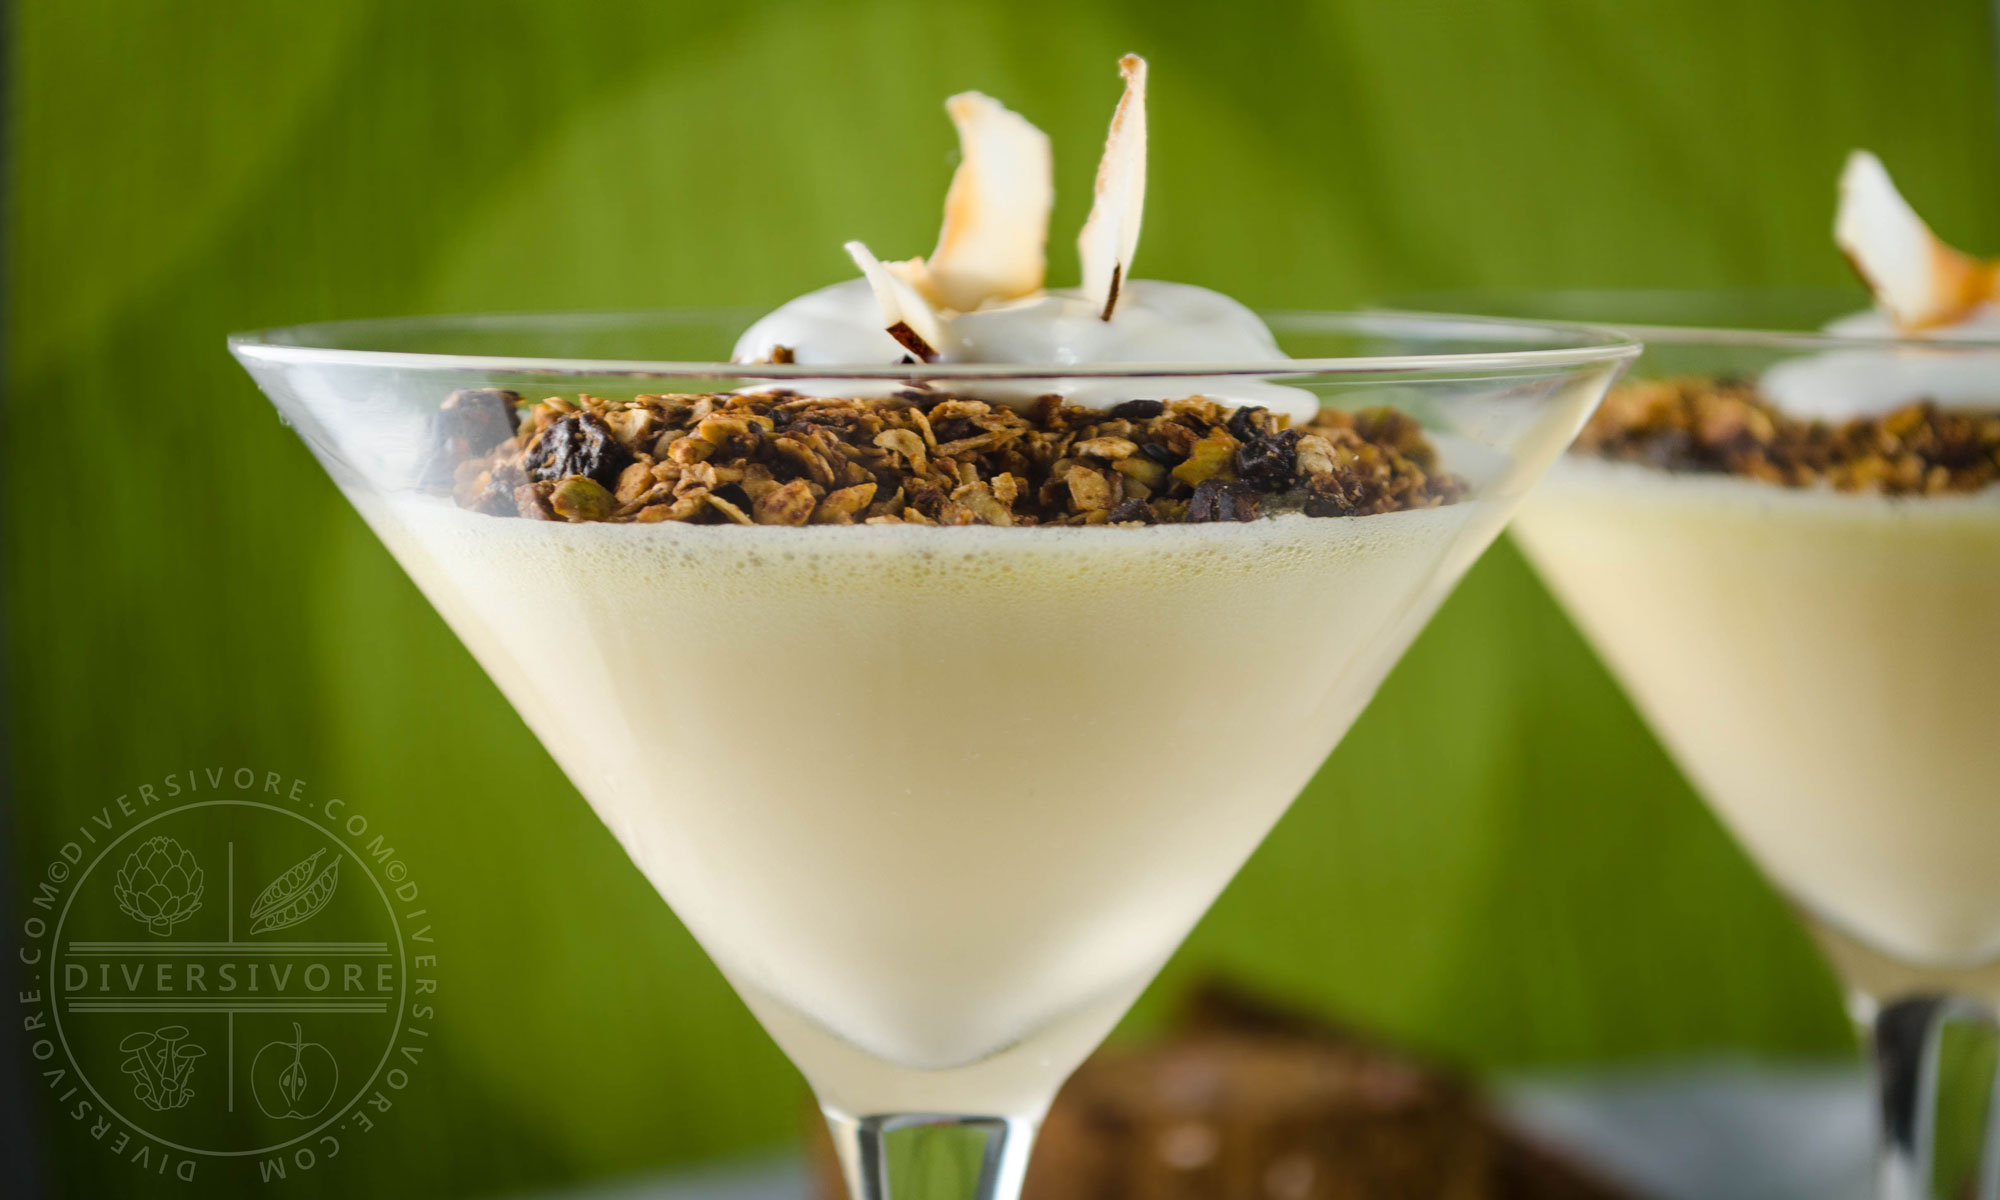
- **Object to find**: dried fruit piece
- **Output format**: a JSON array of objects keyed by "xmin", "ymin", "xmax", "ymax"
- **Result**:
[
  {"xmin": 1226, "ymin": 405, "xmax": 1277, "ymax": 442},
  {"xmin": 1187, "ymin": 479, "xmax": 1261, "ymax": 523},
  {"xmin": 421, "ymin": 389, "xmax": 520, "ymax": 490},
  {"xmin": 527, "ymin": 412, "xmax": 634, "ymax": 488},
  {"xmin": 1237, "ymin": 430, "xmax": 1301, "ymax": 491},
  {"xmin": 1172, "ymin": 428, "xmax": 1239, "ymax": 486}
]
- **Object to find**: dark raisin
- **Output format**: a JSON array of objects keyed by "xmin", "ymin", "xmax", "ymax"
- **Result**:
[
  {"xmin": 1186, "ymin": 479, "xmax": 1262, "ymax": 523},
  {"xmin": 526, "ymin": 412, "xmax": 634, "ymax": 488},
  {"xmin": 467, "ymin": 460, "xmax": 527, "ymax": 516},
  {"xmin": 905, "ymin": 478, "xmax": 949, "ymax": 519},
  {"xmin": 1237, "ymin": 430, "xmax": 1302, "ymax": 492},
  {"xmin": 455, "ymin": 386, "xmax": 519, "ymax": 434},
  {"xmin": 1139, "ymin": 441, "xmax": 1184, "ymax": 467},
  {"xmin": 1226, "ymin": 406, "xmax": 1275, "ymax": 442},
  {"xmin": 1111, "ymin": 399, "xmax": 1166, "ymax": 420},
  {"xmin": 1106, "ymin": 499, "xmax": 1156, "ymax": 524},
  {"xmin": 1303, "ymin": 474, "xmax": 1359, "ymax": 518},
  {"xmin": 1640, "ymin": 430, "xmax": 1696, "ymax": 471},
  {"xmin": 420, "ymin": 389, "xmax": 521, "ymax": 490}
]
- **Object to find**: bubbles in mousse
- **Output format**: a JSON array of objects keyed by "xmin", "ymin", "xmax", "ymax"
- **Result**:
[{"xmin": 732, "ymin": 56, "xmax": 1317, "ymax": 421}]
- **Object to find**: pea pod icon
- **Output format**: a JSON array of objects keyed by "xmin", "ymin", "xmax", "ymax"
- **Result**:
[
  {"xmin": 251, "ymin": 1023, "xmax": 338, "ymax": 1119},
  {"xmin": 248, "ymin": 849, "xmax": 339, "ymax": 935}
]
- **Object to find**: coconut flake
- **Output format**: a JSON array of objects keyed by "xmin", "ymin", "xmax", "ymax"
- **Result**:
[
  {"xmin": 846, "ymin": 241, "xmax": 947, "ymax": 362},
  {"xmin": 891, "ymin": 92, "xmax": 1054, "ymax": 314},
  {"xmin": 1835, "ymin": 150, "xmax": 1995, "ymax": 331},
  {"xmin": 1078, "ymin": 55, "xmax": 1148, "ymax": 321}
]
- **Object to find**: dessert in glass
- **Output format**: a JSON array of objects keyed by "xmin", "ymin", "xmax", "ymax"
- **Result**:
[
  {"xmin": 231, "ymin": 59, "xmax": 1634, "ymax": 1200},
  {"xmin": 1454, "ymin": 154, "xmax": 2000, "ymax": 1200}
]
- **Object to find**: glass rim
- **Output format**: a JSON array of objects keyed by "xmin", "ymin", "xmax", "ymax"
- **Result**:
[
  {"xmin": 1389, "ymin": 287, "xmax": 2000, "ymax": 352},
  {"xmin": 226, "ymin": 307, "xmax": 1640, "ymax": 380}
]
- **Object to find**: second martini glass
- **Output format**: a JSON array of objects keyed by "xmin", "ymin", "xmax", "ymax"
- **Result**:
[
  {"xmin": 230, "ymin": 309, "xmax": 1632, "ymax": 1200},
  {"xmin": 1427, "ymin": 288, "xmax": 2000, "ymax": 1200}
]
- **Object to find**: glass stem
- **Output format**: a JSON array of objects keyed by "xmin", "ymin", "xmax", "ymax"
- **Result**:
[
  {"xmin": 823, "ymin": 1111, "xmax": 1037, "ymax": 1200},
  {"xmin": 1874, "ymin": 994, "xmax": 2000, "ymax": 1200}
]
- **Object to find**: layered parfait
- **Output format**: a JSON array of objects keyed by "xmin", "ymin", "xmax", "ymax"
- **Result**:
[{"xmin": 1512, "ymin": 153, "xmax": 2000, "ymax": 1004}]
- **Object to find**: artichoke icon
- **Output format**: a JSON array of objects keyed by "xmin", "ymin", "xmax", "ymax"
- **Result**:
[{"xmin": 113, "ymin": 836, "xmax": 204, "ymax": 936}]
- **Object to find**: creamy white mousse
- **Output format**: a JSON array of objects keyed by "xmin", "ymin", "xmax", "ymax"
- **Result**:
[
  {"xmin": 356, "ymin": 491, "xmax": 1508, "ymax": 1115},
  {"xmin": 1514, "ymin": 464, "xmax": 2000, "ymax": 968},
  {"xmin": 731, "ymin": 54, "xmax": 1317, "ymax": 423}
]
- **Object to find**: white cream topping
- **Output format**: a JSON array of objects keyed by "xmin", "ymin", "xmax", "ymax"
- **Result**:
[
  {"xmin": 732, "ymin": 277, "xmax": 1313, "ymax": 416},
  {"xmin": 731, "ymin": 56, "xmax": 1317, "ymax": 423},
  {"xmin": 1759, "ymin": 305, "xmax": 2000, "ymax": 422},
  {"xmin": 1759, "ymin": 154, "xmax": 2000, "ymax": 420},
  {"xmin": 1760, "ymin": 332, "xmax": 2000, "ymax": 422}
]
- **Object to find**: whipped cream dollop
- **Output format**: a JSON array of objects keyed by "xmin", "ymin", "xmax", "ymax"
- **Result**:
[
  {"xmin": 731, "ymin": 56, "xmax": 1316, "ymax": 423},
  {"xmin": 732, "ymin": 278, "xmax": 1312, "ymax": 415},
  {"xmin": 1761, "ymin": 152, "xmax": 2000, "ymax": 420}
]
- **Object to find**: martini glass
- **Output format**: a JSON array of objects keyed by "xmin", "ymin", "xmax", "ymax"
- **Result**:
[
  {"xmin": 230, "ymin": 309, "xmax": 1633, "ymax": 1200},
  {"xmin": 1414, "ymin": 290, "xmax": 2000, "ymax": 1200}
]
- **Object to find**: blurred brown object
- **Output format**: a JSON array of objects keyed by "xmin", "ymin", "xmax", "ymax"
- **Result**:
[{"xmin": 807, "ymin": 981, "xmax": 1643, "ymax": 1200}]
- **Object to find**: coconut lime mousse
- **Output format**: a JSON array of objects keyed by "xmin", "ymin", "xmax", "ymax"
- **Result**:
[
  {"xmin": 1512, "ymin": 152, "xmax": 2000, "ymax": 1003},
  {"xmin": 374, "ymin": 62, "xmax": 1487, "ymax": 1116},
  {"xmin": 271, "ymin": 58, "xmax": 1631, "ymax": 1165}
]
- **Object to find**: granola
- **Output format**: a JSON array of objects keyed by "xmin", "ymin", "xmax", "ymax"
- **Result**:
[
  {"xmin": 1576, "ymin": 377, "xmax": 2000, "ymax": 496},
  {"xmin": 434, "ymin": 389, "xmax": 1466, "ymax": 527}
]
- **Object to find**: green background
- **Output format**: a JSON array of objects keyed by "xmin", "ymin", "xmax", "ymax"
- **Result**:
[{"xmin": 9, "ymin": 0, "xmax": 1997, "ymax": 1196}]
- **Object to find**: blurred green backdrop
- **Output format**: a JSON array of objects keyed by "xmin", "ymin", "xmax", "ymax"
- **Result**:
[{"xmin": 9, "ymin": 0, "xmax": 1999, "ymax": 1196}]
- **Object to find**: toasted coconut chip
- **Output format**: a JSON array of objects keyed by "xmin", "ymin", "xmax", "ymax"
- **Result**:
[
  {"xmin": 847, "ymin": 241, "xmax": 947, "ymax": 362},
  {"xmin": 895, "ymin": 91, "xmax": 1054, "ymax": 313},
  {"xmin": 1078, "ymin": 55, "xmax": 1148, "ymax": 321},
  {"xmin": 1836, "ymin": 150, "xmax": 1996, "ymax": 331}
]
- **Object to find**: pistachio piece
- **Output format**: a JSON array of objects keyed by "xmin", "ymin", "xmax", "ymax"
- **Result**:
[{"xmin": 550, "ymin": 476, "xmax": 615, "ymax": 522}]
